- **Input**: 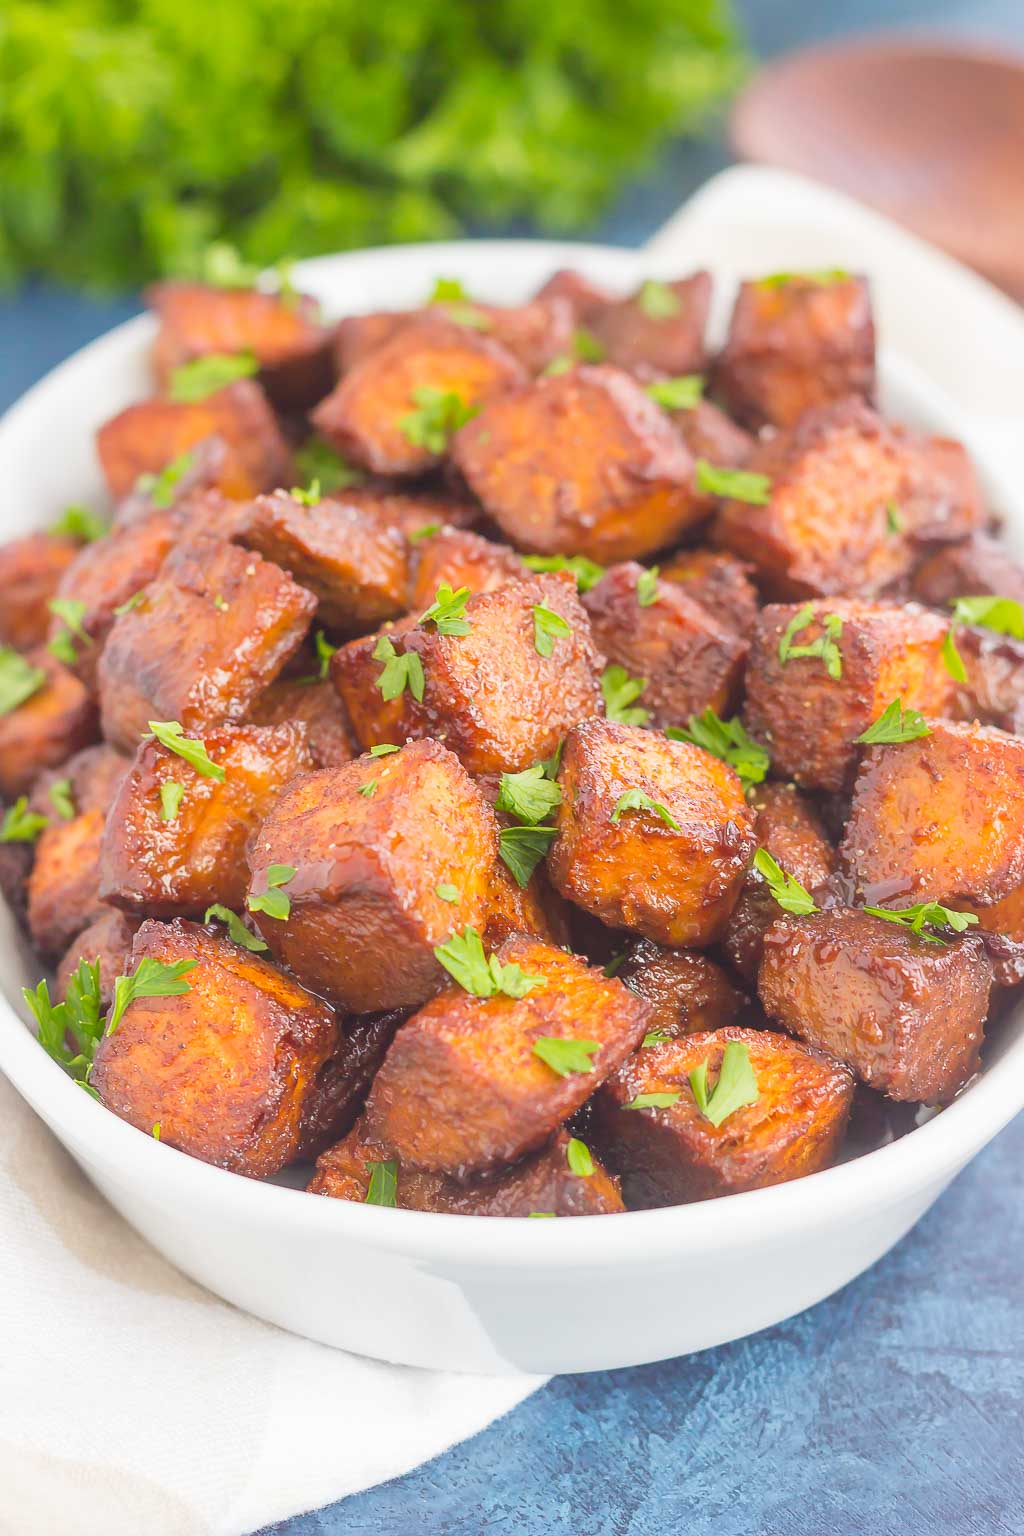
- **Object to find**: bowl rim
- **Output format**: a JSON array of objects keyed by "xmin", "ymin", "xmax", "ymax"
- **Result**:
[{"xmin": 2, "ymin": 216, "xmax": 1023, "ymax": 1272}]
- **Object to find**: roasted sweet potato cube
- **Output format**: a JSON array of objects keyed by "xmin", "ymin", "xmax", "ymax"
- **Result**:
[
  {"xmin": 901, "ymin": 433, "xmax": 986, "ymax": 543},
  {"xmin": 27, "ymin": 741, "xmax": 129, "ymax": 822},
  {"xmin": 912, "ymin": 533, "xmax": 1024, "ymax": 610},
  {"xmin": 97, "ymin": 537, "xmax": 315, "ymax": 752},
  {"xmin": 90, "ymin": 919, "xmax": 342, "ymax": 1177},
  {"xmin": 96, "ymin": 380, "xmax": 292, "ymax": 503},
  {"xmin": 110, "ymin": 436, "xmax": 228, "ymax": 531},
  {"xmin": 0, "ymin": 534, "xmax": 80, "ymax": 651},
  {"xmin": 949, "ymin": 627, "xmax": 1024, "ymax": 735},
  {"xmin": 620, "ymin": 938, "xmax": 745, "ymax": 1038},
  {"xmin": 246, "ymin": 679, "xmax": 353, "ymax": 767},
  {"xmin": 759, "ymin": 908, "xmax": 993, "ymax": 1102},
  {"xmin": 548, "ymin": 719, "xmax": 757, "ymax": 947},
  {"xmin": 452, "ymin": 365, "xmax": 704, "ymax": 564},
  {"xmin": 55, "ymin": 908, "xmax": 139, "ymax": 1008},
  {"xmin": 587, "ymin": 273, "xmax": 711, "ymax": 380},
  {"xmin": 743, "ymin": 600, "xmax": 955, "ymax": 792},
  {"xmin": 147, "ymin": 281, "xmax": 332, "ymax": 410},
  {"xmin": 363, "ymin": 935, "xmax": 649, "ymax": 1174},
  {"xmin": 840, "ymin": 719, "xmax": 1024, "ymax": 904},
  {"xmin": 594, "ymin": 1026, "xmax": 854, "ymax": 1205},
  {"xmin": 342, "ymin": 486, "xmax": 480, "ymax": 539},
  {"xmin": 335, "ymin": 297, "xmax": 572, "ymax": 377},
  {"xmin": 332, "ymin": 573, "xmax": 603, "ymax": 774},
  {"xmin": 100, "ymin": 722, "xmax": 313, "ymax": 917},
  {"xmin": 659, "ymin": 548, "xmax": 759, "ymax": 638},
  {"xmin": 0, "ymin": 842, "xmax": 32, "ymax": 930},
  {"xmin": 407, "ymin": 527, "xmax": 523, "ymax": 612},
  {"xmin": 334, "ymin": 311, "xmax": 409, "ymax": 373},
  {"xmin": 310, "ymin": 1121, "xmax": 623, "ymax": 1215},
  {"xmin": 0, "ymin": 649, "xmax": 97, "ymax": 798},
  {"xmin": 533, "ymin": 268, "xmax": 613, "ymax": 323},
  {"xmin": 232, "ymin": 490, "xmax": 408, "ymax": 632},
  {"xmin": 749, "ymin": 782, "xmax": 836, "ymax": 887},
  {"xmin": 247, "ymin": 738, "xmax": 500, "ymax": 1012},
  {"xmin": 482, "ymin": 859, "xmax": 570, "ymax": 950},
  {"xmin": 582, "ymin": 561, "xmax": 747, "ymax": 728},
  {"xmin": 299, "ymin": 1010, "xmax": 406, "ymax": 1155},
  {"xmin": 669, "ymin": 400, "xmax": 754, "ymax": 474},
  {"xmin": 716, "ymin": 273, "xmax": 875, "ymax": 429},
  {"xmin": 714, "ymin": 399, "xmax": 920, "ymax": 599},
  {"xmin": 312, "ymin": 316, "xmax": 526, "ymax": 476}
]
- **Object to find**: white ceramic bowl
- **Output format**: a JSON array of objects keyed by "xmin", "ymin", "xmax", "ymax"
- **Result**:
[{"xmin": 2, "ymin": 167, "xmax": 1023, "ymax": 1376}]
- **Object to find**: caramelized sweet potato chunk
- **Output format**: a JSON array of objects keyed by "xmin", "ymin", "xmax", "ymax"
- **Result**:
[
  {"xmin": 533, "ymin": 268, "xmax": 613, "ymax": 323},
  {"xmin": 364, "ymin": 935, "xmax": 649, "ymax": 1174},
  {"xmin": 100, "ymin": 722, "xmax": 313, "ymax": 917},
  {"xmin": 452, "ymin": 365, "xmax": 704, "ymax": 564},
  {"xmin": 313, "ymin": 316, "xmax": 525, "ymax": 476},
  {"xmin": 901, "ymin": 433, "xmax": 986, "ymax": 544},
  {"xmin": 246, "ymin": 679, "xmax": 353, "ymax": 767},
  {"xmin": 912, "ymin": 533, "xmax": 1024, "ymax": 610},
  {"xmin": 407, "ymin": 526, "xmax": 522, "ymax": 612},
  {"xmin": 548, "ymin": 718, "xmax": 757, "ymax": 947},
  {"xmin": 669, "ymin": 400, "xmax": 753, "ymax": 473},
  {"xmin": 335, "ymin": 297, "xmax": 573, "ymax": 377},
  {"xmin": 743, "ymin": 600, "xmax": 954, "ymax": 791},
  {"xmin": 332, "ymin": 572, "xmax": 603, "ymax": 774},
  {"xmin": 247, "ymin": 739, "xmax": 500, "ymax": 1013},
  {"xmin": 583, "ymin": 561, "xmax": 747, "ymax": 727},
  {"xmin": 300, "ymin": 1010, "xmax": 406, "ymax": 1154},
  {"xmin": 659, "ymin": 548, "xmax": 759, "ymax": 638},
  {"xmin": 0, "ymin": 534, "xmax": 80, "ymax": 651},
  {"xmin": 147, "ymin": 281, "xmax": 331, "ymax": 410},
  {"xmin": 96, "ymin": 379, "xmax": 292, "ymax": 502},
  {"xmin": 98, "ymin": 537, "xmax": 315, "ymax": 752},
  {"xmin": 482, "ymin": 860, "xmax": 570, "ymax": 950},
  {"xmin": 310, "ymin": 1121, "xmax": 623, "ymax": 1215},
  {"xmin": 840, "ymin": 719, "xmax": 1024, "ymax": 905},
  {"xmin": 620, "ymin": 939, "xmax": 745, "ymax": 1038},
  {"xmin": 759, "ymin": 908, "xmax": 992, "ymax": 1102},
  {"xmin": 716, "ymin": 274, "xmax": 875, "ymax": 429},
  {"xmin": 595, "ymin": 1026, "xmax": 853, "ymax": 1205},
  {"xmin": 587, "ymin": 273, "xmax": 711, "ymax": 380},
  {"xmin": 0, "ymin": 650, "xmax": 97, "ymax": 798},
  {"xmin": 333, "ymin": 311, "xmax": 408, "ymax": 373},
  {"xmin": 55, "ymin": 908, "xmax": 139, "ymax": 1008},
  {"xmin": 232, "ymin": 490, "xmax": 408, "ymax": 632},
  {"xmin": 714, "ymin": 399, "xmax": 919, "ymax": 600},
  {"xmin": 90, "ymin": 920, "xmax": 342, "ymax": 1177},
  {"xmin": 110, "ymin": 437, "xmax": 228, "ymax": 531}
]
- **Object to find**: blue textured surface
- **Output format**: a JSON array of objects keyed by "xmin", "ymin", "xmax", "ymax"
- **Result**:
[{"xmin": 3, "ymin": 3, "xmax": 1023, "ymax": 1532}]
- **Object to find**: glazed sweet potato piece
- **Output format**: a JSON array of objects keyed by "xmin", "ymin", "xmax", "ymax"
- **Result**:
[
  {"xmin": 582, "ymin": 561, "xmax": 747, "ymax": 728},
  {"xmin": 313, "ymin": 316, "xmax": 526, "ymax": 476},
  {"xmin": 840, "ymin": 719, "xmax": 1024, "ymax": 905},
  {"xmin": 247, "ymin": 739, "xmax": 500, "ymax": 1012},
  {"xmin": 659, "ymin": 548, "xmax": 759, "ymax": 638},
  {"xmin": 912, "ymin": 533, "xmax": 1024, "ymax": 610},
  {"xmin": 100, "ymin": 722, "xmax": 313, "ymax": 917},
  {"xmin": 548, "ymin": 718, "xmax": 757, "ymax": 947},
  {"xmin": 743, "ymin": 600, "xmax": 955, "ymax": 792},
  {"xmin": 300, "ymin": 1010, "xmax": 406, "ymax": 1154},
  {"xmin": 332, "ymin": 572, "xmax": 603, "ymax": 774},
  {"xmin": 595, "ymin": 1027, "xmax": 854, "ymax": 1205},
  {"xmin": 714, "ymin": 399, "xmax": 919, "ymax": 600},
  {"xmin": 759, "ymin": 908, "xmax": 993, "ymax": 1102},
  {"xmin": 452, "ymin": 365, "xmax": 705, "ymax": 564},
  {"xmin": 232, "ymin": 490, "xmax": 409, "ymax": 632},
  {"xmin": 55, "ymin": 908, "xmax": 139, "ymax": 1008},
  {"xmin": 0, "ymin": 534, "xmax": 80, "ymax": 651},
  {"xmin": 96, "ymin": 379, "xmax": 292, "ymax": 502},
  {"xmin": 246, "ymin": 679, "xmax": 353, "ymax": 767},
  {"xmin": 950, "ymin": 628, "xmax": 1024, "ymax": 736},
  {"xmin": 310, "ymin": 1121, "xmax": 624, "ymax": 1215},
  {"xmin": 335, "ymin": 296, "xmax": 573, "ymax": 377},
  {"xmin": 147, "ymin": 281, "xmax": 332, "ymax": 410},
  {"xmin": 620, "ymin": 939, "xmax": 745, "ymax": 1038},
  {"xmin": 110, "ymin": 437, "xmax": 228, "ymax": 531},
  {"xmin": 587, "ymin": 273, "xmax": 711, "ymax": 380},
  {"xmin": 407, "ymin": 526, "xmax": 523, "ymax": 612},
  {"xmin": 90, "ymin": 919, "xmax": 342, "ymax": 1177},
  {"xmin": 482, "ymin": 859, "xmax": 570, "ymax": 950},
  {"xmin": 716, "ymin": 274, "xmax": 875, "ymax": 429},
  {"xmin": 0, "ymin": 649, "xmax": 97, "ymax": 798},
  {"xmin": 533, "ymin": 268, "xmax": 613, "ymax": 323},
  {"xmin": 98, "ymin": 537, "xmax": 315, "ymax": 753},
  {"xmin": 901, "ymin": 433, "xmax": 986, "ymax": 544},
  {"xmin": 363, "ymin": 935, "xmax": 649, "ymax": 1174},
  {"xmin": 333, "ymin": 311, "xmax": 408, "ymax": 373},
  {"xmin": 669, "ymin": 400, "xmax": 753, "ymax": 474}
]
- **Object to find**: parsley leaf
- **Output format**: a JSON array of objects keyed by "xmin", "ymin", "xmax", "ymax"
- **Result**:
[
  {"xmin": 623, "ymin": 1091, "xmax": 681, "ymax": 1110},
  {"xmin": 167, "ymin": 351, "xmax": 258, "ymax": 402},
  {"xmin": 429, "ymin": 276, "xmax": 468, "ymax": 303},
  {"xmin": 610, "ymin": 788, "xmax": 680, "ymax": 831},
  {"xmin": 358, "ymin": 778, "xmax": 378, "ymax": 798},
  {"xmin": 290, "ymin": 478, "xmax": 322, "ymax": 507},
  {"xmin": 294, "ymin": 437, "xmax": 365, "ymax": 494},
  {"xmin": 862, "ymin": 901, "xmax": 979, "ymax": 945},
  {"xmin": 942, "ymin": 626, "xmax": 968, "ymax": 683},
  {"xmin": 48, "ymin": 778, "xmax": 75, "ymax": 821},
  {"xmin": 247, "ymin": 863, "xmax": 296, "ymax": 922},
  {"xmin": 106, "ymin": 956, "xmax": 197, "ymax": 1038},
  {"xmin": 135, "ymin": 450, "xmax": 195, "ymax": 508},
  {"xmin": 373, "ymin": 635, "xmax": 425, "ymax": 702},
  {"xmin": 204, "ymin": 904, "xmax": 269, "ymax": 952},
  {"xmin": 666, "ymin": 709, "xmax": 770, "ymax": 790},
  {"xmin": 856, "ymin": 700, "xmax": 931, "ymax": 745},
  {"xmin": 160, "ymin": 781, "xmax": 184, "ymax": 821},
  {"xmin": 951, "ymin": 595, "xmax": 1024, "ymax": 640},
  {"xmin": 365, "ymin": 1159, "xmax": 398, "ymax": 1207},
  {"xmin": 566, "ymin": 1137, "xmax": 594, "ymax": 1176},
  {"xmin": 145, "ymin": 720, "xmax": 225, "ymax": 780},
  {"xmin": 419, "ymin": 583, "xmax": 472, "ymax": 636},
  {"xmin": 408, "ymin": 522, "xmax": 442, "ymax": 544},
  {"xmin": 689, "ymin": 1040, "xmax": 759, "ymax": 1126},
  {"xmin": 532, "ymin": 602, "xmax": 572, "ymax": 658},
  {"xmin": 638, "ymin": 280, "xmax": 681, "ymax": 318},
  {"xmin": 695, "ymin": 459, "xmax": 772, "ymax": 505},
  {"xmin": 25, "ymin": 960, "xmax": 104, "ymax": 1086},
  {"xmin": 489, "ymin": 956, "xmax": 545, "ymax": 998},
  {"xmin": 521, "ymin": 554, "xmax": 606, "ymax": 593},
  {"xmin": 369, "ymin": 743, "xmax": 400, "ymax": 757},
  {"xmin": 757, "ymin": 269, "xmax": 851, "ymax": 288},
  {"xmin": 50, "ymin": 504, "xmax": 108, "ymax": 542},
  {"xmin": 398, "ymin": 387, "xmax": 478, "ymax": 454},
  {"xmin": 642, "ymin": 1029, "xmax": 672, "ymax": 1047},
  {"xmin": 885, "ymin": 502, "xmax": 904, "ymax": 535},
  {"xmin": 113, "ymin": 590, "xmax": 146, "ymax": 617},
  {"xmin": 434, "ymin": 925, "xmax": 544, "ymax": 997},
  {"xmin": 573, "ymin": 326, "xmax": 606, "ymax": 361},
  {"xmin": 48, "ymin": 598, "xmax": 91, "ymax": 665},
  {"xmin": 495, "ymin": 765, "xmax": 562, "ymax": 825},
  {"xmin": 601, "ymin": 664, "xmax": 650, "ymax": 726},
  {"xmin": 636, "ymin": 566, "xmax": 660, "ymax": 607},
  {"xmin": 777, "ymin": 605, "xmax": 843, "ymax": 680},
  {"xmin": 0, "ymin": 797, "xmax": 48, "ymax": 844},
  {"xmin": 498, "ymin": 824, "xmax": 559, "ymax": 887},
  {"xmin": 753, "ymin": 848, "xmax": 819, "ymax": 916},
  {"xmin": 305, "ymin": 629, "xmax": 338, "ymax": 683},
  {"xmin": 435, "ymin": 883, "xmax": 460, "ymax": 903},
  {"xmin": 532, "ymin": 1036, "xmax": 600, "ymax": 1076},
  {"xmin": 645, "ymin": 375, "xmax": 704, "ymax": 410},
  {"xmin": 0, "ymin": 648, "xmax": 46, "ymax": 716}
]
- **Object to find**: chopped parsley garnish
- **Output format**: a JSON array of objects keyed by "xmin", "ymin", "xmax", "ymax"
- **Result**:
[
  {"xmin": 113, "ymin": 590, "xmax": 146, "ymax": 616},
  {"xmin": 666, "ymin": 708, "xmax": 770, "ymax": 790},
  {"xmin": 521, "ymin": 554, "xmax": 606, "ymax": 593},
  {"xmin": 856, "ymin": 700, "xmax": 931, "ymax": 745},
  {"xmin": 495, "ymin": 764, "xmax": 562, "ymax": 825},
  {"xmin": 135, "ymin": 450, "xmax": 196, "ymax": 508},
  {"xmin": 145, "ymin": 720, "xmax": 225, "ymax": 780},
  {"xmin": 428, "ymin": 276, "xmax": 468, "ymax": 303},
  {"xmin": 435, "ymin": 883, "xmax": 460, "ymax": 904},
  {"xmin": 695, "ymin": 459, "xmax": 772, "ymax": 505},
  {"xmin": 532, "ymin": 602, "xmax": 572, "ymax": 658},
  {"xmin": 152, "ymin": 1123, "xmax": 161, "ymax": 1140},
  {"xmin": 419, "ymin": 583, "xmax": 472, "ymax": 636},
  {"xmin": 290, "ymin": 478, "xmax": 322, "ymax": 507},
  {"xmin": 48, "ymin": 778, "xmax": 75, "ymax": 821},
  {"xmin": 942, "ymin": 626, "xmax": 968, "ymax": 683},
  {"xmin": 532, "ymin": 1036, "xmax": 600, "ymax": 1076},
  {"xmin": 885, "ymin": 502, "xmax": 903, "ymax": 535},
  {"xmin": 357, "ymin": 778, "xmax": 378, "ymax": 798},
  {"xmin": 48, "ymin": 598, "xmax": 91, "ymax": 664},
  {"xmin": 159, "ymin": 781, "xmax": 184, "ymax": 821},
  {"xmin": 0, "ymin": 797, "xmax": 48, "ymax": 844},
  {"xmin": 373, "ymin": 635, "xmax": 425, "ymax": 702},
  {"xmin": 542, "ymin": 355, "xmax": 573, "ymax": 377},
  {"xmin": 204, "ymin": 904, "xmax": 269, "ymax": 952},
  {"xmin": 950, "ymin": 594, "xmax": 1024, "ymax": 640},
  {"xmin": 601, "ymin": 664, "xmax": 650, "ymax": 726},
  {"xmin": 529, "ymin": 1211, "xmax": 556, "ymax": 1218},
  {"xmin": 610, "ymin": 789, "xmax": 680, "ymax": 831},
  {"xmin": 566, "ymin": 1137, "xmax": 594, "ymax": 1176},
  {"xmin": 0, "ymin": 649, "xmax": 46, "ymax": 717},
  {"xmin": 637, "ymin": 279, "xmax": 680, "ymax": 318},
  {"xmin": 25, "ymin": 960, "xmax": 104, "ymax": 1091},
  {"xmin": 645, "ymin": 375, "xmax": 704, "ymax": 411},
  {"xmin": 862, "ymin": 901, "xmax": 979, "ymax": 945},
  {"xmin": 636, "ymin": 566, "xmax": 660, "ymax": 607},
  {"xmin": 408, "ymin": 522, "xmax": 442, "ymax": 544},
  {"xmin": 757, "ymin": 269, "xmax": 851, "ymax": 288},
  {"xmin": 573, "ymin": 326, "xmax": 606, "ymax": 361},
  {"xmin": 51, "ymin": 504, "xmax": 108, "ymax": 542},
  {"xmin": 753, "ymin": 848, "xmax": 819, "ymax": 916},
  {"xmin": 299, "ymin": 629, "xmax": 338, "ymax": 683},
  {"xmin": 603, "ymin": 952, "xmax": 626, "ymax": 978},
  {"xmin": 247, "ymin": 863, "xmax": 296, "ymax": 921},
  {"xmin": 498, "ymin": 824, "xmax": 559, "ymax": 888},
  {"xmin": 689, "ymin": 1040, "xmax": 759, "ymax": 1126},
  {"xmin": 293, "ymin": 437, "xmax": 365, "ymax": 493},
  {"xmin": 167, "ymin": 351, "xmax": 258, "ymax": 403},
  {"xmin": 540, "ymin": 741, "xmax": 563, "ymax": 780},
  {"xmin": 398, "ymin": 387, "xmax": 479, "ymax": 454},
  {"xmin": 434, "ymin": 925, "xmax": 544, "ymax": 998},
  {"xmin": 105, "ymin": 956, "xmax": 197, "ymax": 1039},
  {"xmin": 642, "ymin": 1029, "xmax": 672, "ymax": 1047},
  {"xmin": 623, "ymin": 1091, "xmax": 681, "ymax": 1110},
  {"xmin": 777, "ymin": 604, "xmax": 843, "ymax": 680},
  {"xmin": 369, "ymin": 743, "xmax": 400, "ymax": 758},
  {"xmin": 365, "ymin": 1159, "xmax": 399, "ymax": 1207}
]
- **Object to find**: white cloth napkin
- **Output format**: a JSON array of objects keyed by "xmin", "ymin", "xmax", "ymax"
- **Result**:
[{"xmin": 0, "ymin": 1073, "xmax": 542, "ymax": 1536}]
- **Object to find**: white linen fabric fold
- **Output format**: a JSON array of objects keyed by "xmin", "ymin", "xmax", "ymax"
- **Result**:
[{"xmin": 0, "ymin": 1074, "xmax": 541, "ymax": 1536}]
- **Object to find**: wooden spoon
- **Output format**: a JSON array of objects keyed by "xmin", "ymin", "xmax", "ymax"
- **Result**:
[{"xmin": 729, "ymin": 38, "xmax": 1024, "ymax": 300}]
